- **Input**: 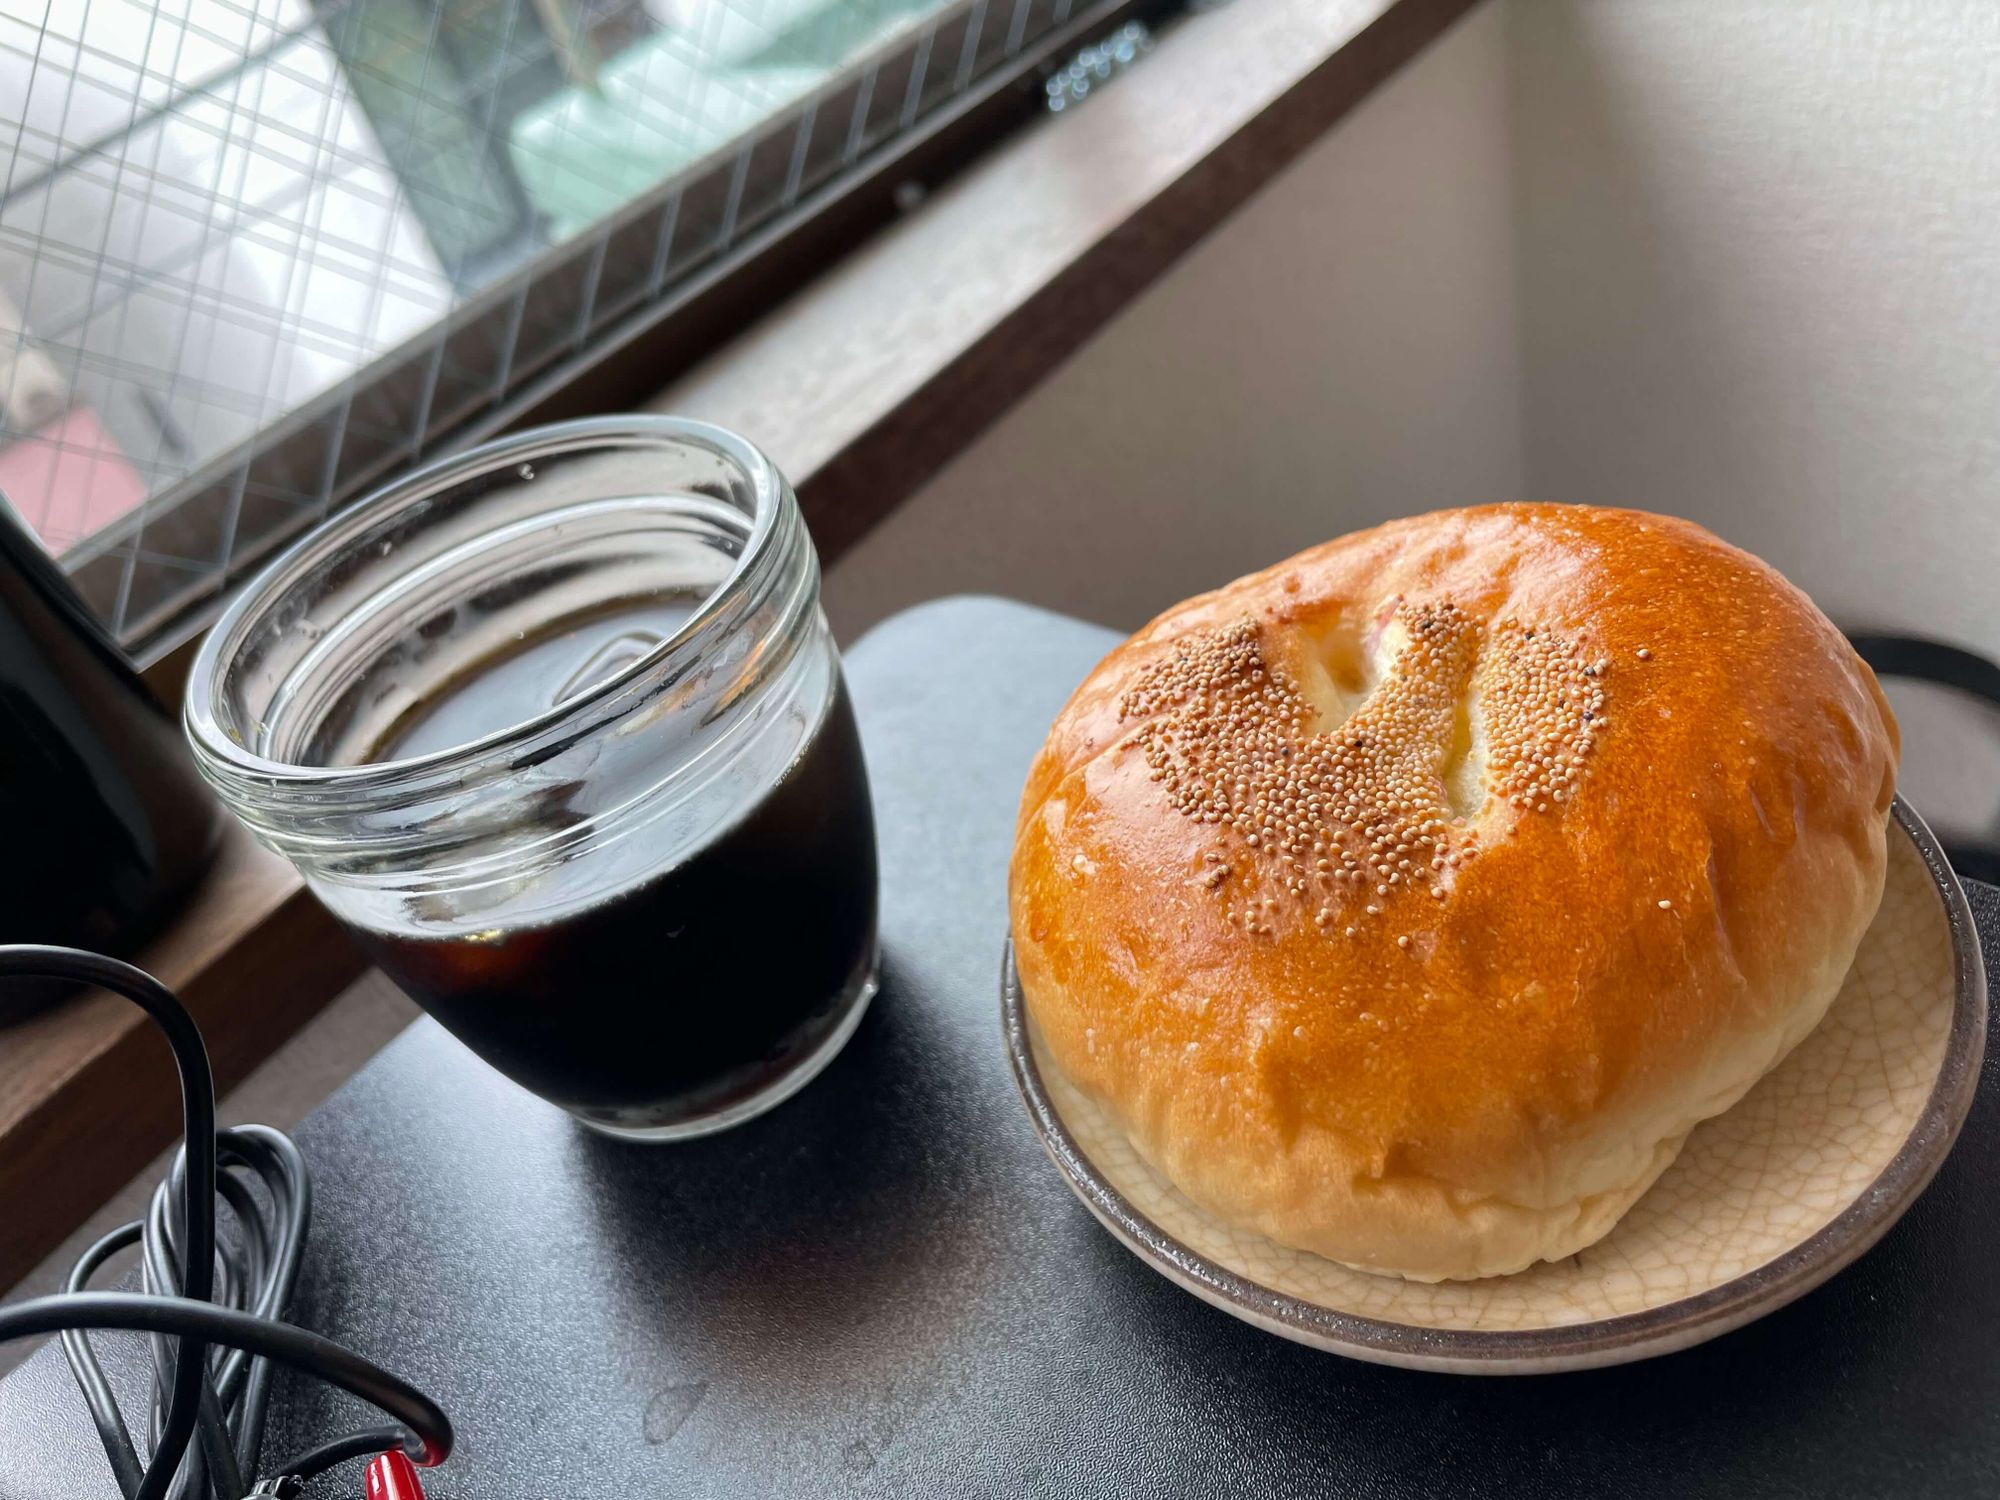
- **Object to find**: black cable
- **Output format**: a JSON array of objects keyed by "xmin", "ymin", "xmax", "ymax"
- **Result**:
[
  {"xmin": 1850, "ymin": 632, "xmax": 2000, "ymax": 885},
  {"xmin": 0, "ymin": 946, "xmax": 452, "ymax": 1498},
  {"xmin": 268, "ymin": 1427, "xmax": 416, "ymax": 1483},
  {"xmin": 0, "ymin": 1297, "xmax": 451, "ymax": 1470}
]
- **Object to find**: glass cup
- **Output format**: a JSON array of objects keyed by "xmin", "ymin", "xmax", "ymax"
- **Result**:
[{"xmin": 184, "ymin": 417, "xmax": 879, "ymax": 1140}]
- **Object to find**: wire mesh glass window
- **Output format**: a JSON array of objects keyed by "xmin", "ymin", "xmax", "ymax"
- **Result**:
[{"xmin": 0, "ymin": 0, "xmax": 1101, "ymax": 649}]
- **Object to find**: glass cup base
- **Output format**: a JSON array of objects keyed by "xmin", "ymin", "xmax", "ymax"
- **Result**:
[{"xmin": 574, "ymin": 947, "xmax": 881, "ymax": 1143}]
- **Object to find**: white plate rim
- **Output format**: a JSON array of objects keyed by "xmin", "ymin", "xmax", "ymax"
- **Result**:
[{"xmin": 1000, "ymin": 797, "xmax": 1988, "ymax": 1374}]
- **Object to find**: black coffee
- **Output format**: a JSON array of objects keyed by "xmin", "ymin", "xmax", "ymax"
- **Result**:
[{"xmin": 339, "ymin": 613, "xmax": 878, "ymax": 1130}]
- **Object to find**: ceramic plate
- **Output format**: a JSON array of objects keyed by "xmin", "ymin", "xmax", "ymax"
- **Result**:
[{"xmin": 1001, "ymin": 798, "xmax": 1986, "ymax": 1373}]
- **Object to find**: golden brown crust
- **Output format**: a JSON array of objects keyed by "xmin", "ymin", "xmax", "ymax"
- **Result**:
[{"xmin": 1009, "ymin": 505, "xmax": 1899, "ymax": 1280}]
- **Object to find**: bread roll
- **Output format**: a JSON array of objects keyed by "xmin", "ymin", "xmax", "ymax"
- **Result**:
[{"xmin": 1009, "ymin": 505, "xmax": 1898, "ymax": 1281}]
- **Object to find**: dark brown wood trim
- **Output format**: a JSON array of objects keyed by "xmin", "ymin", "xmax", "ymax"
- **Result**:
[
  {"xmin": 653, "ymin": 0, "xmax": 1483, "ymax": 567},
  {"xmin": 141, "ymin": 0, "xmax": 1476, "ymax": 699},
  {"xmin": 801, "ymin": 0, "xmax": 1485, "ymax": 565},
  {"xmin": 485, "ymin": 0, "xmax": 1166, "ymax": 442},
  {"xmin": 0, "ymin": 827, "xmax": 363, "ymax": 1288},
  {"xmin": 49, "ymin": 0, "xmax": 1475, "ymax": 1289},
  {"xmin": 132, "ymin": 0, "xmax": 1163, "ymax": 709}
]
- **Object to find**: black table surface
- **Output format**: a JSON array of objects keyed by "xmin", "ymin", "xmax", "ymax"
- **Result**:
[{"xmin": 5, "ymin": 597, "xmax": 1998, "ymax": 1499}]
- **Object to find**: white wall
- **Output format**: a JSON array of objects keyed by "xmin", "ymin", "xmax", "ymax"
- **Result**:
[
  {"xmin": 1509, "ymin": 0, "xmax": 2000, "ymax": 838},
  {"xmin": 1510, "ymin": 0, "xmax": 2000, "ymax": 658},
  {"xmin": 826, "ymin": 0, "xmax": 1999, "ymax": 841},
  {"xmin": 822, "ymin": 0, "xmax": 1522, "ymax": 640}
]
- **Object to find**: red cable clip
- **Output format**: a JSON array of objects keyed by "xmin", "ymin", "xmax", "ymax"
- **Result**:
[{"xmin": 364, "ymin": 1450, "xmax": 426, "ymax": 1500}]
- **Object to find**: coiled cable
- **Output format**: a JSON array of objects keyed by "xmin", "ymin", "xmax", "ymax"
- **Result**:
[{"xmin": 0, "ymin": 945, "xmax": 451, "ymax": 1499}]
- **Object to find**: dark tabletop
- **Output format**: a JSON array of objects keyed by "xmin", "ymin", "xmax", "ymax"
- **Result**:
[{"xmin": 4, "ymin": 597, "xmax": 1998, "ymax": 1499}]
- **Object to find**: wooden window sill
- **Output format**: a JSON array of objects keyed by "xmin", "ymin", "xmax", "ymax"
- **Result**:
[
  {"xmin": 1, "ymin": 826, "xmax": 363, "ymax": 1286},
  {"xmin": 643, "ymin": 0, "xmax": 1480, "ymax": 564},
  {"xmin": 8, "ymin": 0, "xmax": 1476, "ymax": 1289}
]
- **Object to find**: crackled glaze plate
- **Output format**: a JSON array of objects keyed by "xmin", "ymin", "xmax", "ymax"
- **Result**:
[{"xmin": 1002, "ymin": 799, "xmax": 1986, "ymax": 1373}]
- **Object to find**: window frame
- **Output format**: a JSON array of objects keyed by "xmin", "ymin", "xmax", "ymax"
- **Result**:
[
  {"xmin": 41, "ymin": 0, "xmax": 1165, "ymax": 661},
  {"xmin": 7, "ymin": 0, "xmax": 1480, "ymax": 1300}
]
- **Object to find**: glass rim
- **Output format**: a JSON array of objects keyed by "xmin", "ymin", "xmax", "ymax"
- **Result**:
[{"xmin": 183, "ymin": 414, "xmax": 790, "ymax": 791}]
